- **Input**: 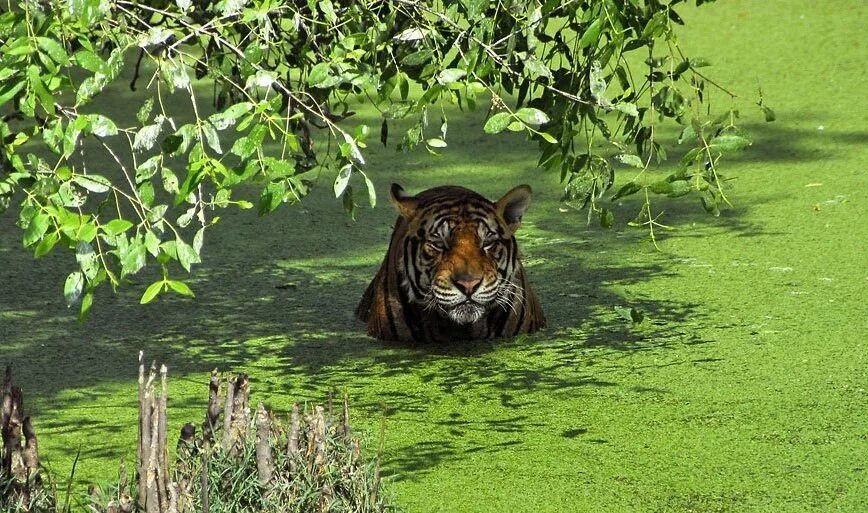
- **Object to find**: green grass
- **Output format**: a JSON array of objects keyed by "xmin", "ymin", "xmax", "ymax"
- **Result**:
[{"xmin": 2, "ymin": 1, "xmax": 867, "ymax": 511}]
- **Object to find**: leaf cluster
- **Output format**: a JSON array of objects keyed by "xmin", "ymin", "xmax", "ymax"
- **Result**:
[{"xmin": 0, "ymin": 0, "xmax": 767, "ymax": 311}]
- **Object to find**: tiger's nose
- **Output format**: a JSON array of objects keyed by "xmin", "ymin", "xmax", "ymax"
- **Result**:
[{"xmin": 453, "ymin": 274, "xmax": 482, "ymax": 296}]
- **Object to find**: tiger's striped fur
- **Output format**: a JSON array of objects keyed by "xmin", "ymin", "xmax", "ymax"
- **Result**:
[{"xmin": 356, "ymin": 183, "xmax": 545, "ymax": 342}]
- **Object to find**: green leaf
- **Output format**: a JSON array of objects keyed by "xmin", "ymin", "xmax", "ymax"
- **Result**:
[
  {"xmin": 342, "ymin": 185, "xmax": 356, "ymax": 219},
  {"xmin": 134, "ymin": 123, "xmax": 163, "ymax": 152},
  {"xmin": 522, "ymin": 56, "xmax": 552, "ymax": 79},
  {"xmin": 307, "ymin": 62, "xmax": 332, "ymax": 87},
  {"xmin": 401, "ymin": 49, "xmax": 433, "ymax": 67},
  {"xmin": 483, "ymin": 112, "xmax": 512, "ymax": 134},
  {"xmin": 426, "ymin": 138, "xmax": 448, "ymax": 148},
  {"xmin": 23, "ymin": 213, "xmax": 50, "ymax": 247},
  {"xmin": 75, "ymin": 241, "xmax": 99, "ymax": 280},
  {"xmin": 231, "ymin": 125, "xmax": 266, "ymax": 159},
  {"xmin": 145, "ymin": 230, "xmax": 161, "ymax": 256},
  {"xmin": 70, "ymin": 0, "xmax": 105, "ymax": 25},
  {"xmin": 222, "ymin": 102, "xmax": 253, "ymax": 120},
  {"xmin": 140, "ymin": 280, "xmax": 165, "ymax": 304},
  {"xmin": 539, "ymin": 132, "xmax": 558, "ymax": 144},
  {"xmin": 614, "ymin": 103, "xmax": 639, "ymax": 117},
  {"xmin": 514, "ymin": 108, "xmax": 550, "ymax": 126},
  {"xmin": 612, "ymin": 181, "xmax": 642, "ymax": 201},
  {"xmin": 27, "ymin": 65, "xmax": 55, "ymax": 114},
  {"xmin": 649, "ymin": 180, "xmax": 673, "ymax": 195},
  {"xmin": 167, "ymin": 280, "xmax": 195, "ymax": 298},
  {"xmin": 103, "ymin": 218, "xmax": 133, "ymax": 236},
  {"xmin": 88, "ymin": 114, "xmax": 118, "ymax": 137},
  {"xmin": 701, "ymin": 195, "xmax": 721, "ymax": 216},
  {"xmin": 680, "ymin": 147, "xmax": 703, "ymax": 168},
  {"xmin": 761, "ymin": 105, "xmax": 776, "ymax": 122},
  {"xmin": 36, "ymin": 37, "xmax": 69, "ymax": 65},
  {"xmin": 175, "ymin": 238, "xmax": 201, "ymax": 272},
  {"xmin": 599, "ymin": 208, "xmax": 614, "ymax": 228},
  {"xmin": 343, "ymin": 133, "xmax": 366, "ymax": 164},
  {"xmin": 177, "ymin": 207, "xmax": 194, "ymax": 228},
  {"xmin": 0, "ymin": 81, "xmax": 26, "ymax": 108},
  {"xmin": 64, "ymin": 271, "xmax": 85, "ymax": 307},
  {"xmin": 258, "ymin": 181, "xmax": 286, "ymax": 214},
  {"xmin": 678, "ymin": 124, "xmax": 696, "ymax": 144},
  {"xmin": 589, "ymin": 61, "xmax": 608, "ymax": 104},
  {"xmin": 34, "ymin": 231, "xmax": 59, "ymax": 257},
  {"xmin": 334, "ymin": 164, "xmax": 352, "ymax": 197},
  {"xmin": 176, "ymin": 164, "xmax": 203, "ymax": 203},
  {"xmin": 135, "ymin": 156, "xmax": 161, "ymax": 183},
  {"xmin": 642, "ymin": 11, "xmax": 669, "ymax": 39},
  {"xmin": 121, "ymin": 240, "xmax": 146, "ymax": 276},
  {"xmin": 161, "ymin": 167, "xmax": 179, "ymax": 194},
  {"xmin": 578, "ymin": 18, "xmax": 602, "ymax": 49},
  {"xmin": 709, "ymin": 134, "xmax": 751, "ymax": 153},
  {"xmin": 137, "ymin": 98, "xmax": 154, "ymax": 125},
  {"xmin": 78, "ymin": 291, "xmax": 93, "ymax": 322},
  {"xmin": 75, "ymin": 50, "xmax": 106, "ymax": 73},
  {"xmin": 361, "ymin": 172, "xmax": 376, "ymax": 208},
  {"xmin": 437, "ymin": 68, "xmax": 466, "ymax": 85},
  {"xmin": 461, "ymin": 0, "xmax": 487, "ymax": 20},
  {"xmin": 139, "ymin": 182, "xmax": 155, "ymax": 207},
  {"xmin": 202, "ymin": 123, "xmax": 222, "ymax": 154},
  {"xmin": 318, "ymin": 0, "xmax": 337, "ymax": 23},
  {"xmin": 193, "ymin": 227, "xmax": 204, "ymax": 255},
  {"xmin": 72, "ymin": 174, "xmax": 111, "ymax": 193},
  {"xmin": 616, "ymin": 154, "xmax": 644, "ymax": 168},
  {"xmin": 666, "ymin": 180, "xmax": 693, "ymax": 198}
]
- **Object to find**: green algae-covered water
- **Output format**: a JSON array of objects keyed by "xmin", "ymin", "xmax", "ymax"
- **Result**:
[{"xmin": 1, "ymin": 1, "xmax": 866, "ymax": 511}]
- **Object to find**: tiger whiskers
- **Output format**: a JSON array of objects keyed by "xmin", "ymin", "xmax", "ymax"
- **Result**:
[
  {"xmin": 422, "ymin": 290, "xmax": 439, "ymax": 312},
  {"xmin": 495, "ymin": 280, "xmax": 523, "ymax": 315}
]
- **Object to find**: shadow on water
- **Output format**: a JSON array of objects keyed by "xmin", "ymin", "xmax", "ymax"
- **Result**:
[{"xmin": 0, "ymin": 86, "xmax": 801, "ymax": 480}]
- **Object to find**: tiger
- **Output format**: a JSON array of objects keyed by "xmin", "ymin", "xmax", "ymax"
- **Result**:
[{"xmin": 355, "ymin": 183, "xmax": 545, "ymax": 342}]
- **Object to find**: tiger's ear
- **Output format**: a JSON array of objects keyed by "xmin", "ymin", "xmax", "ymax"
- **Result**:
[
  {"xmin": 496, "ymin": 184, "xmax": 532, "ymax": 233},
  {"xmin": 390, "ymin": 183, "xmax": 418, "ymax": 218}
]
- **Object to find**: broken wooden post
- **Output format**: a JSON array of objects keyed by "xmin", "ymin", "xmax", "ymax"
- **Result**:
[
  {"xmin": 136, "ymin": 353, "xmax": 150, "ymax": 508},
  {"xmin": 341, "ymin": 393, "xmax": 351, "ymax": 440},
  {"xmin": 220, "ymin": 375, "xmax": 235, "ymax": 454},
  {"xmin": 254, "ymin": 403, "xmax": 273, "ymax": 484},
  {"xmin": 203, "ymin": 369, "xmax": 220, "ymax": 442},
  {"xmin": 287, "ymin": 402, "xmax": 300, "ymax": 475},
  {"xmin": 1, "ymin": 366, "xmax": 43, "ymax": 509}
]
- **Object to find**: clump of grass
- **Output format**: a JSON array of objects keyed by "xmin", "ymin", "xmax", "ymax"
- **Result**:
[
  {"xmin": 2, "ymin": 360, "xmax": 397, "ymax": 513},
  {"xmin": 170, "ymin": 406, "xmax": 390, "ymax": 513},
  {"xmin": 0, "ymin": 479, "xmax": 57, "ymax": 513}
]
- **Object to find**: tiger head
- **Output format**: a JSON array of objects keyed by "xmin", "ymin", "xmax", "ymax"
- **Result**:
[
  {"xmin": 356, "ymin": 183, "xmax": 545, "ymax": 341},
  {"xmin": 388, "ymin": 183, "xmax": 534, "ymax": 326}
]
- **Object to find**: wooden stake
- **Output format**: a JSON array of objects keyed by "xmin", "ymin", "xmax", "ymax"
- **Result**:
[
  {"xmin": 287, "ymin": 402, "xmax": 300, "ymax": 474},
  {"xmin": 157, "ymin": 365, "xmax": 169, "ymax": 508},
  {"xmin": 146, "ymin": 378, "xmax": 160, "ymax": 513},
  {"xmin": 313, "ymin": 405, "xmax": 326, "ymax": 468},
  {"xmin": 220, "ymin": 376, "xmax": 235, "ymax": 454},
  {"xmin": 203, "ymin": 369, "xmax": 220, "ymax": 442},
  {"xmin": 136, "ymin": 352, "xmax": 146, "ymax": 507},
  {"xmin": 22, "ymin": 416, "xmax": 40, "ymax": 484},
  {"xmin": 254, "ymin": 403, "xmax": 273, "ymax": 484},
  {"xmin": 341, "ymin": 393, "xmax": 351, "ymax": 440},
  {"xmin": 228, "ymin": 374, "xmax": 250, "ymax": 456}
]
